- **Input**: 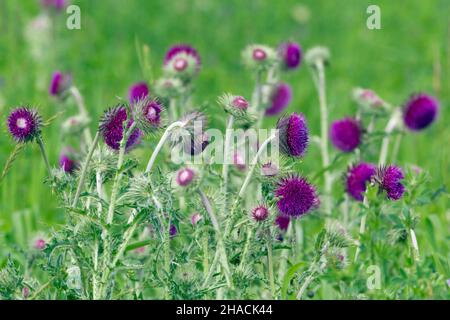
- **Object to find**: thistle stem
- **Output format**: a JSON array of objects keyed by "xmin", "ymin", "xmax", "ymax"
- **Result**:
[
  {"xmin": 70, "ymin": 86, "xmax": 93, "ymax": 146},
  {"xmin": 410, "ymin": 228, "xmax": 420, "ymax": 261},
  {"xmin": 145, "ymin": 121, "xmax": 185, "ymax": 173},
  {"xmin": 238, "ymin": 226, "xmax": 253, "ymax": 272},
  {"xmin": 296, "ymin": 271, "xmax": 316, "ymax": 300},
  {"xmin": 354, "ymin": 196, "xmax": 368, "ymax": 262},
  {"xmin": 379, "ymin": 108, "xmax": 401, "ymax": 165},
  {"xmin": 71, "ymin": 132, "xmax": 100, "ymax": 208},
  {"xmin": 36, "ymin": 135, "xmax": 52, "ymax": 177},
  {"xmin": 221, "ymin": 115, "xmax": 234, "ymax": 217},
  {"xmin": 267, "ymin": 235, "xmax": 276, "ymax": 299}
]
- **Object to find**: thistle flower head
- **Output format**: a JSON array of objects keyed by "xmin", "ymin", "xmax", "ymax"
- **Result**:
[
  {"xmin": 251, "ymin": 205, "xmax": 270, "ymax": 222},
  {"xmin": 265, "ymin": 83, "xmax": 292, "ymax": 116},
  {"xmin": 345, "ymin": 163, "xmax": 376, "ymax": 201},
  {"xmin": 169, "ymin": 224, "xmax": 178, "ymax": 238},
  {"xmin": 275, "ymin": 175, "xmax": 319, "ymax": 218},
  {"xmin": 261, "ymin": 162, "xmax": 279, "ymax": 177},
  {"xmin": 61, "ymin": 114, "xmax": 91, "ymax": 136},
  {"xmin": 278, "ymin": 42, "xmax": 302, "ymax": 70},
  {"xmin": 305, "ymin": 46, "xmax": 330, "ymax": 67},
  {"xmin": 275, "ymin": 214, "xmax": 290, "ymax": 232},
  {"xmin": 164, "ymin": 44, "xmax": 201, "ymax": 79},
  {"xmin": 403, "ymin": 94, "xmax": 439, "ymax": 131},
  {"xmin": 99, "ymin": 106, "xmax": 142, "ymax": 151},
  {"xmin": 153, "ymin": 77, "xmax": 184, "ymax": 99},
  {"xmin": 49, "ymin": 71, "xmax": 72, "ymax": 97},
  {"xmin": 353, "ymin": 87, "xmax": 385, "ymax": 109},
  {"xmin": 330, "ymin": 117, "xmax": 362, "ymax": 152},
  {"xmin": 133, "ymin": 97, "xmax": 163, "ymax": 134},
  {"xmin": 7, "ymin": 107, "xmax": 42, "ymax": 143},
  {"xmin": 376, "ymin": 165, "xmax": 405, "ymax": 201},
  {"xmin": 242, "ymin": 44, "xmax": 278, "ymax": 70},
  {"xmin": 218, "ymin": 94, "xmax": 253, "ymax": 123},
  {"xmin": 34, "ymin": 238, "xmax": 46, "ymax": 250},
  {"xmin": 176, "ymin": 167, "xmax": 195, "ymax": 187},
  {"xmin": 59, "ymin": 147, "xmax": 78, "ymax": 174},
  {"xmin": 276, "ymin": 112, "xmax": 309, "ymax": 158},
  {"xmin": 191, "ymin": 212, "xmax": 203, "ymax": 226},
  {"xmin": 129, "ymin": 82, "xmax": 149, "ymax": 104}
]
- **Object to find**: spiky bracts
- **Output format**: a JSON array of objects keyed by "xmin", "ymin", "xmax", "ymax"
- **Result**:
[
  {"xmin": 251, "ymin": 205, "xmax": 270, "ymax": 222},
  {"xmin": 345, "ymin": 162, "xmax": 376, "ymax": 201},
  {"xmin": 275, "ymin": 175, "xmax": 319, "ymax": 218},
  {"xmin": 164, "ymin": 44, "xmax": 201, "ymax": 79},
  {"xmin": 276, "ymin": 112, "xmax": 309, "ymax": 157},
  {"xmin": 330, "ymin": 117, "xmax": 361, "ymax": 152},
  {"xmin": 403, "ymin": 94, "xmax": 439, "ymax": 131},
  {"xmin": 7, "ymin": 107, "xmax": 42, "ymax": 143}
]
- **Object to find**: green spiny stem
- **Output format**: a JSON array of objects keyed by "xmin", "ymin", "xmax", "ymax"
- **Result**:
[
  {"xmin": 36, "ymin": 135, "xmax": 52, "ymax": 177},
  {"xmin": 267, "ymin": 234, "xmax": 275, "ymax": 299},
  {"xmin": 145, "ymin": 121, "xmax": 185, "ymax": 173},
  {"xmin": 198, "ymin": 189, "xmax": 233, "ymax": 288},
  {"xmin": 70, "ymin": 86, "xmax": 93, "ymax": 146},
  {"xmin": 354, "ymin": 196, "xmax": 369, "ymax": 262},
  {"xmin": 379, "ymin": 107, "xmax": 401, "ymax": 165},
  {"xmin": 238, "ymin": 226, "xmax": 253, "ymax": 272},
  {"xmin": 71, "ymin": 132, "xmax": 100, "ymax": 208},
  {"xmin": 202, "ymin": 232, "xmax": 209, "ymax": 279},
  {"xmin": 221, "ymin": 115, "xmax": 234, "ymax": 217}
]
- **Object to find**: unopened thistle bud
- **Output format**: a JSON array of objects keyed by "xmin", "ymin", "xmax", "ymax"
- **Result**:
[
  {"xmin": 242, "ymin": 44, "xmax": 278, "ymax": 70},
  {"xmin": 176, "ymin": 167, "xmax": 195, "ymax": 187},
  {"xmin": 305, "ymin": 46, "xmax": 330, "ymax": 67},
  {"xmin": 153, "ymin": 77, "xmax": 184, "ymax": 99},
  {"xmin": 190, "ymin": 212, "xmax": 203, "ymax": 226},
  {"xmin": 352, "ymin": 87, "xmax": 385, "ymax": 109},
  {"xmin": 251, "ymin": 205, "xmax": 270, "ymax": 222},
  {"xmin": 164, "ymin": 44, "xmax": 201, "ymax": 80},
  {"xmin": 61, "ymin": 114, "xmax": 91, "ymax": 136}
]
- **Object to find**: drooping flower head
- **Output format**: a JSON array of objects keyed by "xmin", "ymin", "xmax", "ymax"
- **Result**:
[
  {"xmin": 7, "ymin": 107, "xmax": 42, "ymax": 143},
  {"xmin": 129, "ymin": 82, "xmax": 149, "ymax": 104},
  {"xmin": 278, "ymin": 42, "xmax": 302, "ymax": 70},
  {"xmin": 265, "ymin": 83, "xmax": 292, "ymax": 116},
  {"xmin": 330, "ymin": 117, "xmax": 362, "ymax": 152},
  {"xmin": 59, "ymin": 147, "xmax": 78, "ymax": 173},
  {"xmin": 276, "ymin": 112, "xmax": 309, "ymax": 157},
  {"xmin": 275, "ymin": 214, "xmax": 290, "ymax": 232},
  {"xmin": 176, "ymin": 167, "xmax": 195, "ymax": 187},
  {"xmin": 375, "ymin": 165, "xmax": 405, "ymax": 201},
  {"xmin": 345, "ymin": 162, "xmax": 376, "ymax": 201},
  {"xmin": 49, "ymin": 71, "xmax": 71, "ymax": 97},
  {"xmin": 275, "ymin": 175, "xmax": 319, "ymax": 218},
  {"xmin": 403, "ymin": 94, "xmax": 439, "ymax": 131},
  {"xmin": 99, "ymin": 106, "xmax": 142, "ymax": 151},
  {"xmin": 164, "ymin": 44, "xmax": 201, "ymax": 79},
  {"xmin": 251, "ymin": 205, "xmax": 270, "ymax": 222}
]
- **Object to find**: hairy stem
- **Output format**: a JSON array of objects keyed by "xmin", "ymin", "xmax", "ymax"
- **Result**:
[
  {"xmin": 379, "ymin": 108, "xmax": 401, "ymax": 165},
  {"xmin": 36, "ymin": 135, "xmax": 52, "ymax": 177},
  {"xmin": 221, "ymin": 115, "xmax": 234, "ymax": 217},
  {"xmin": 267, "ymin": 235, "xmax": 276, "ymax": 299},
  {"xmin": 354, "ymin": 196, "xmax": 368, "ymax": 262},
  {"xmin": 70, "ymin": 86, "xmax": 93, "ymax": 146}
]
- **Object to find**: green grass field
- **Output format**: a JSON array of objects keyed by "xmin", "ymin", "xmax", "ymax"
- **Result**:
[{"xmin": 0, "ymin": 0, "xmax": 448, "ymax": 299}]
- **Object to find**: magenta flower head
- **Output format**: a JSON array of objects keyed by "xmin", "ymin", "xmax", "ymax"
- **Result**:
[
  {"xmin": 49, "ymin": 71, "xmax": 71, "ymax": 97},
  {"xmin": 346, "ymin": 162, "xmax": 376, "ymax": 201},
  {"xmin": 129, "ymin": 82, "xmax": 149, "ymax": 104},
  {"xmin": 164, "ymin": 44, "xmax": 201, "ymax": 79},
  {"xmin": 265, "ymin": 83, "xmax": 292, "ymax": 116},
  {"xmin": 276, "ymin": 112, "xmax": 309, "ymax": 158},
  {"xmin": 275, "ymin": 175, "xmax": 319, "ymax": 218},
  {"xmin": 275, "ymin": 214, "xmax": 290, "ymax": 232},
  {"xmin": 176, "ymin": 167, "xmax": 195, "ymax": 187},
  {"xmin": 169, "ymin": 224, "xmax": 178, "ymax": 238},
  {"xmin": 7, "ymin": 107, "xmax": 42, "ymax": 143},
  {"xmin": 403, "ymin": 94, "xmax": 439, "ymax": 131},
  {"xmin": 59, "ymin": 147, "xmax": 78, "ymax": 173},
  {"xmin": 251, "ymin": 205, "xmax": 270, "ymax": 222},
  {"xmin": 99, "ymin": 106, "xmax": 142, "ymax": 151},
  {"xmin": 330, "ymin": 117, "xmax": 362, "ymax": 152},
  {"xmin": 376, "ymin": 165, "xmax": 405, "ymax": 201},
  {"xmin": 278, "ymin": 42, "xmax": 302, "ymax": 70},
  {"xmin": 34, "ymin": 238, "xmax": 46, "ymax": 250}
]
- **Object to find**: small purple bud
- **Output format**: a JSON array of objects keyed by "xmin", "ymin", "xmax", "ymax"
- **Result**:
[
  {"xmin": 330, "ymin": 117, "xmax": 362, "ymax": 152},
  {"xmin": 169, "ymin": 224, "xmax": 178, "ymax": 238},
  {"xmin": 251, "ymin": 205, "xmax": 269, "ymax": 222},
  {"xmin": 265, "ymin": 83, "xmax": 292, "ymax": 116},
  {"xmin": 59, "ymin": 148, "xmax": 78, "ymax": 173},
  {"xmin": 403, "ymin": 94, "xmax": 439, "ymax": 131},
  {"xmin": 232, "ymin": 96, "xmax": 249, "ymax": 110},
  {"xmin": 233, "ymin": 152, "xmax": 246, "ymax": 171},
  {"xmin": 129, "ymin": 82, "xmax": 149, "ymax": 104},
  {"xmin": 176, "ymin": 167, "xmax": 195, "ymax": 187},
  {"xmin": 278, "ymin": 42, "xmax": 302, "ymax": 70},
  {"xmin": 49, "ymin": 71, "xmax": 71, "ymax": 97},
  {"xmin": 22, "ymin": 287, "xmax": 30, "ymax": 299}
]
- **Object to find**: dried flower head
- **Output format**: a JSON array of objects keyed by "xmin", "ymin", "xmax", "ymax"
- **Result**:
[
  {"xmin": 99, "ymin": 106, "xmax": 142, "ymax": 151},
  {"xmin": 49, "ymin": 71, "xmax": 72, "ymax": 98},
  {"xmin": 276, "ymin": 112, "xmax": 309, "ymax": 157},
  {"xmin": 265, "ymin": 83, "xmax": 292, "ymax": 116},
  {"xmin": 330, "ymin": 117, "xmax": 362, "ymax": 152},
  {"xmin": 251, "ymin": 205, "xmax": 270, "ymax": 222},
  {"xmin": 129, "ymin": 82, "xmax": 149, "ymax": 104},
  {"xmin": 275, "ymin": 175, "xmax": 319, "ymax": 218},
  {"xmin": 278, "ymin": 42, "xmax": 302, "ymax": 70},
  {"xmin": 345, "ymin": 162, "xmax": 376, "ymax": 201},
  {"xmin": 7, "ymin": 107, "xmax": 42, "ymax": 143},
  {"xmin": 376, "ymin": 165, "xmax": 405, "ymax": 201},
  {"xmin": 403, "ymin": 94, "xmax": 439, "ymax": 131}
]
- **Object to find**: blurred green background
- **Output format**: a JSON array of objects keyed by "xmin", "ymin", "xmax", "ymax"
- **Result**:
[{"xmin": 0, "ymin": 0, "xmax": 448, "ymax": 261}]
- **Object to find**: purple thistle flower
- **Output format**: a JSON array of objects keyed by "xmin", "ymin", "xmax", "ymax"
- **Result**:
[
  {"xmin": 22, "ymin": 287, "xmax": 30, "ymax": 299},
  {"xmin": 7, "ymin": 107, "xmax": 42, "ymax": 143},
  {"xmin": 164, "ymin": 44, "xmax": 201, "ymax": 67},
  {"xmin": 275, "ymin": 214, "xmax": 290, "ymax": 232},
  {"xmin": 59, "ymin": 148, "xmax": 77, "ymax": 173},
  {"xmin": 403, "ymin": 94, "xmax": 439, "ymax": 131},
  {"xmin": 376, "ymin": 165, "xmax": 405, "ymax": 201},
  {"xmin": 278, "ymin": 42, "xmax": 302, "ymax": 70},
  {"xmin": 252, "ymin": 48, "xmax": 267, "ymax": 61},
  {"xmin": 34, "ymin": 238, "xmax": 46, "ymax": 250},
  {"xmin": 276, "ymin": 112, "xmax": 309, "ymax": 157},
  {"xmin": 49, "ymin": 71, "xmax": 71, "ymax": 97},
  {"xmin": 265, "ymin": 83, "xmax": 292, "ymax": 116},
  {"xmin": 169, "ymin": 224, "xmax": 178, "ymax": 238},
  {"xmin": 176, "ymin": 167, "xmax": 195, "ymax": 187},
  {"xmin": 99, "ymin": 106, "xmax": 142, "ymax": 151},
  {"xmin": 142, "ymin": 100, "xmax": 162, "ymax": 127},
  {"xmin": 330, "ymin": 117, "xmax": 362, "ymax": 152},
  {"xmin": 232, "ymin": 96, "xmax": 249, "ymax": 110},
  {"xmin": 251, "ymin": 205, "xmax": 269, "ymax": 222},
  {"xmin": 345, "ymin": 162, "xmax": 376, "ymax": 201},
  {"xmin": 129, "ymin": 82, "xmax": 149, "ymax": 104},
  {"xmin": 41, "ymin": 0, "xmax": 67, "ymax": 11},
  {"xmin": 275, "ymin": 175, "xmax": 319, "ymax": 218}
]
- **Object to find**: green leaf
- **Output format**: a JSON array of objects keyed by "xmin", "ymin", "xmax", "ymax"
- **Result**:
[{"xmin": 281, "ymin": 261, "xmax": 305, "ymax": 300}]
